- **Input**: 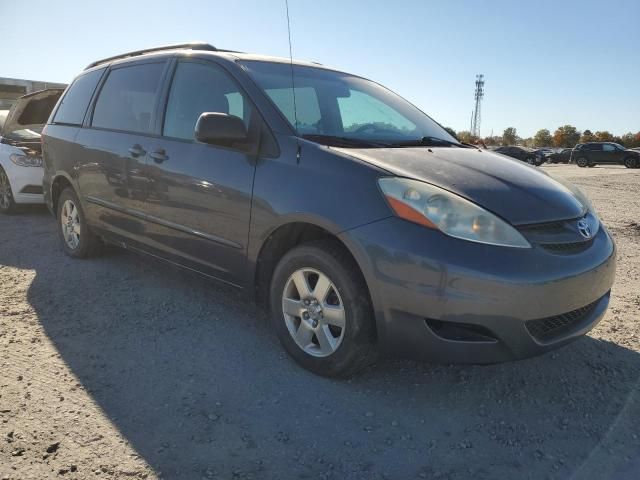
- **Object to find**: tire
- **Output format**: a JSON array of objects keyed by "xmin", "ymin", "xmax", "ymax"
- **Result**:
[
  {"xmin": 56, "ymin": 187, "xmax": 102, "ymax": 258},
  {"xmin": 0, "ymin": 167, "xmax": 16, "ymax": 214},
  {"xmin": 269, "ymin": 240, "xmax": 377, "ymax": 377},
  {"xmin": 624, "ymin": 156, "xmax": 638, "ymax": 169},
  {"xmin": 526, "ymin": 156, "xmax": 535, "ymax": 165},
  {"xmin": 576, "ymin": 157, "xmax": 589, "ymax": 168}
]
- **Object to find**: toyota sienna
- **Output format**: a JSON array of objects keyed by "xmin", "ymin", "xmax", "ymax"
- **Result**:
[{"xmin": 42, "ymin": 43, "xmax": 616, "ymax": 377}]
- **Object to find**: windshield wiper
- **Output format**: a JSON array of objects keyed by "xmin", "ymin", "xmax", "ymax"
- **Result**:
[
  {"xmin": 386, "ymin": 136, "xmax": 470, "ymax": 148},
  {"xmin": 301, "ymin": 134, "xmax": 390, "ymax": 148}
]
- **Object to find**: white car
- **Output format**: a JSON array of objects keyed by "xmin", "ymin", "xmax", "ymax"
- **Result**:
[{"xmin": 0, "ymin": 89, "xmax": 63, "ymax": 213}]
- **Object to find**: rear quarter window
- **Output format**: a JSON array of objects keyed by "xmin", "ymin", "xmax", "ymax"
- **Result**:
[{"xmin": 53, "ymin": 68, "xmax": 105, "ymax": 125}]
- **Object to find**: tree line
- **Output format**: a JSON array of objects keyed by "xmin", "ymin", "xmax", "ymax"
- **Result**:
[{"xmin": 447, "ymin": 126, "xmax": 640, "ymax": 149}]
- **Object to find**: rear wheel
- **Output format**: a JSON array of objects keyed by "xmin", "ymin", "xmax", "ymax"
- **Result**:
[
  {"xmin": 526, "ymin": 156, "xmax": 536, "ymax": 165},
  {"xmin": 624, "ymin": 156, "xmax": 638, "ymax": 169},
  {"xmin": 576, "ymin": 157, "xmax": 589, "ymax": 168},
  {"xmin": 0, "ymin": 167, "xmax": 16, "ymax": 214},
  {"xmin": 56, "ymin": 188, "xmax": 102, "ymax": 258},
  {"xmin": 270, "ymin": 240, "xmax": 376, "ymax": 377}
]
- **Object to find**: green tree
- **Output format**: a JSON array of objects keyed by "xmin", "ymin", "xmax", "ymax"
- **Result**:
[
  {"xmin": 502, "ymin": 127, "xmax": 517, "ymax": 146},
  {"xmin": 533, "ymin": 129, "xmax": 553, "ymax": 147},
  {"xmin": 553, "ymin": 125, "xmax": 581, "ymax": 147},
  {"xmin": 580, "ymin": 129, "xmax": 595, "ymax": 143},
  {"xmin": 594, "ymin": 131, "xmax": 614, "ymax": 142}
]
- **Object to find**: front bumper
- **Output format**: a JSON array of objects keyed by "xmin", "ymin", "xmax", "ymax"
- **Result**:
[
  {"xmin": 0, "ymin": 145, "xmax": 44, "ymax": 205},
  {"xmin": 340, "ymin": 216, "xmax": 616, "ymax": 363}
]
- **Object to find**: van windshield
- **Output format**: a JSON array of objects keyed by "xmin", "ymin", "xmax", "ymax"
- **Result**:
[{"xmin": 241, "ymin": 61, "xmax": 459, "ymax": 148}]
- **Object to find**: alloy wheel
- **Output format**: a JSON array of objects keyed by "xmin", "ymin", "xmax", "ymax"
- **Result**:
[
  {"xmin": 282, "ymin": 268, "xmax": 346, "ymax": 357},
  {"xmin": 60, "ymin": 199, "xmax": 81, "ymax": 250},
  {"xmin": 0, "ymin": 170, "xmax": 12, "ymax": 210}
]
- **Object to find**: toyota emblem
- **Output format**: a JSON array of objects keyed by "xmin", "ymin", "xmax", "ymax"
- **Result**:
[{"xmin": 577, "ymin": 219, "xmax": 592, "ymax": 239}]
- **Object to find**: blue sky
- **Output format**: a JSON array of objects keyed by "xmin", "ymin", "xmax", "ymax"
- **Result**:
[{"xmin": 4, "ymin": 0, "xmax": 639, "ymax": 137}]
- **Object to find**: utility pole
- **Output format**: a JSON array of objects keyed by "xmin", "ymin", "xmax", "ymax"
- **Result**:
[{"xmin": 471, "ymin": 74, "xmax": 484, "ymax": 138}]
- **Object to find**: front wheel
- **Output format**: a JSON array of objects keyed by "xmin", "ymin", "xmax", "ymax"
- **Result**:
[
  {"xmin": 270, "ymin": 240, "xmax": 376, "ymax": 377},
  {"xmin": 56, "ymin": 188, "xmax": 102, "ymax": 258},
  {"xmin": 526, "ymin": 156, "xmax": 536, "ymax": 165},
  {"xmin": 576, "ymin": 157, "xmax": 589, "ymax": 168},
  {"xmin": 624, "ymin": 157, "xmax": 638, "ymax": 169},
  {"xmin": 0, "ymin": 167, "xmax": 16, "ymax": 214}
]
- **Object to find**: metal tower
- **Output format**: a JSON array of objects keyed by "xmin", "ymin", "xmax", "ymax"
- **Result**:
[{"xmin": 471, "ymin": 74, "xmax": 484, "ymax": 138}]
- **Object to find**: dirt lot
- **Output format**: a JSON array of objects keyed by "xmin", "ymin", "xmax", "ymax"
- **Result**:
[{"xmin": 1, "ymin": 164, "xmax": 639, "ymax": 480}]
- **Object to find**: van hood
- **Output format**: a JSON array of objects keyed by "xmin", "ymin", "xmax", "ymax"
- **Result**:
[{"xmin": 335, "ymin": 146, "xmax": 585, "ymax": 226}]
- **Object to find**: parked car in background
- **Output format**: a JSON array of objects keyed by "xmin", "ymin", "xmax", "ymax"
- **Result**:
[
  {"xmin": 0, "ymin": 89, "xmax": 64, "ymax": 213},
  {"xmin": 42, "ymin": 43, "xmax": 615, "ymax": 377},
  {"xmin": 546, "ymin": 148, "xmax": 573, "ymax": 164},
  {"xmin": 493, "ymin": 146, "xmax": 545, "ymax": 166},
  {"xmin": 571, "ymin": 142, "xmax": 640, "ymax": 168}
]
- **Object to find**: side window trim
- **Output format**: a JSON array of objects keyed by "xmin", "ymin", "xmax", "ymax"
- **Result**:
[
  {"xmin": 85, "ymin": 58, "xmax": 172, "ymax": 137},
  {"xmin": 81, "ymin": 67, "xmax": 109, "ymax": 128}
]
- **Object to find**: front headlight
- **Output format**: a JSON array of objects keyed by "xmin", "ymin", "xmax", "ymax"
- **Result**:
[
  {"xmin": 378, "ymin": 177, "xmax": 531, "ymax": 248},
  {"xmin": 9, "ymin": 153, "xmax": 43, "ymax": 168}
]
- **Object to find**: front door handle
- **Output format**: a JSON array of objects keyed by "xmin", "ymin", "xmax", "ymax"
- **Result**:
[
  {"xmin": 150, "ymin": 149, "xmax": 169, "ymax": 163},
  {"xmin": 128, "ymin": 144, "xmax": 146, "ymax": 158}
]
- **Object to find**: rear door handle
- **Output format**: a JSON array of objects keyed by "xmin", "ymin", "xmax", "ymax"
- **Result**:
[
  {"xmin": 128, "ymin": 144, "xmax": 146, "ymax": 158},
  {"xmin": 150, "ymin": 149, "xmax": 169, "ymax": 163}
]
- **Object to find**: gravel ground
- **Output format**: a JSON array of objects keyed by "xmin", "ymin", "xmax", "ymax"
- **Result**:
[{"xmin": 1, "ymin": 164, "xmax": 639, "ymax": 480}]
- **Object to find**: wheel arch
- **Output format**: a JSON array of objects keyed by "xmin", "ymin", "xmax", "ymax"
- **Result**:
[
  {"xmin": 50, "ymin": 172, "xmax": 77, "ymax": 214},
  {"xmin": 253, "ymin": 221, "xmax": 378, "ymax": 339}
]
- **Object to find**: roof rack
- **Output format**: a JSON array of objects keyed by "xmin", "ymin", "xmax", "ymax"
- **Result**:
[{"xmin": 84, "ymin": 42, "xmax": 218, "ymax": 70}]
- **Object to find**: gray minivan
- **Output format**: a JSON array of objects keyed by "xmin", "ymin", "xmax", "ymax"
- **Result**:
[{"xmin": 43, "ymin": 43, "xmax": 616, "ymax": 377}]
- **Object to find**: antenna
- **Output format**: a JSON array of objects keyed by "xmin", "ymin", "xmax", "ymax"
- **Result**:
[{"xmin": 285, "ymin": 0, "xmax": 299, "ymax": 132}]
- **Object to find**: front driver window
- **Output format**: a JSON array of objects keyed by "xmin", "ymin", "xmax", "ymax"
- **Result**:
[{"xmin": 163, "ymin": 62, "xmax": 253, "ymax": 141}]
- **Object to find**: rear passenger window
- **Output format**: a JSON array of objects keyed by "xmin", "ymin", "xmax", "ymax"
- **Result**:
[
  {"xmin": 53, "ymin": 68, "xmax": 104, "ymax": 125},
  {"xmin": 92, "ymin": 62, "xmax": 165, "ymax": 134},
  {"xmin": 163, "ymin": 61, "xmax": 253, "ymax": 141}
]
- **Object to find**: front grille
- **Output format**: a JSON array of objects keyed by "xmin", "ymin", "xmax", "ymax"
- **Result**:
[
  {"xmin": 525, "ymin": 298, "xmax": 601, "ymax": 342},
  {"xmin": 20, "ymin": 185, "xmax": 43, "ymax": 195},
  {"xmin": 518, "ymin": 214, "xmax": 599, "ymax": 255},
  {"xmin": 519, "ymin": 220, "xmax": 568, "ymax": 234},
  {"xmin": 540, "ymin": 239, "xmax": 594, "ymax": 254}
]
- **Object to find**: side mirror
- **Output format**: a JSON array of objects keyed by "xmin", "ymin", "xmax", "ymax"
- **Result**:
[{"xmin": 195, "ymin": 112, "xmax": 248, "ymax": 147}]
